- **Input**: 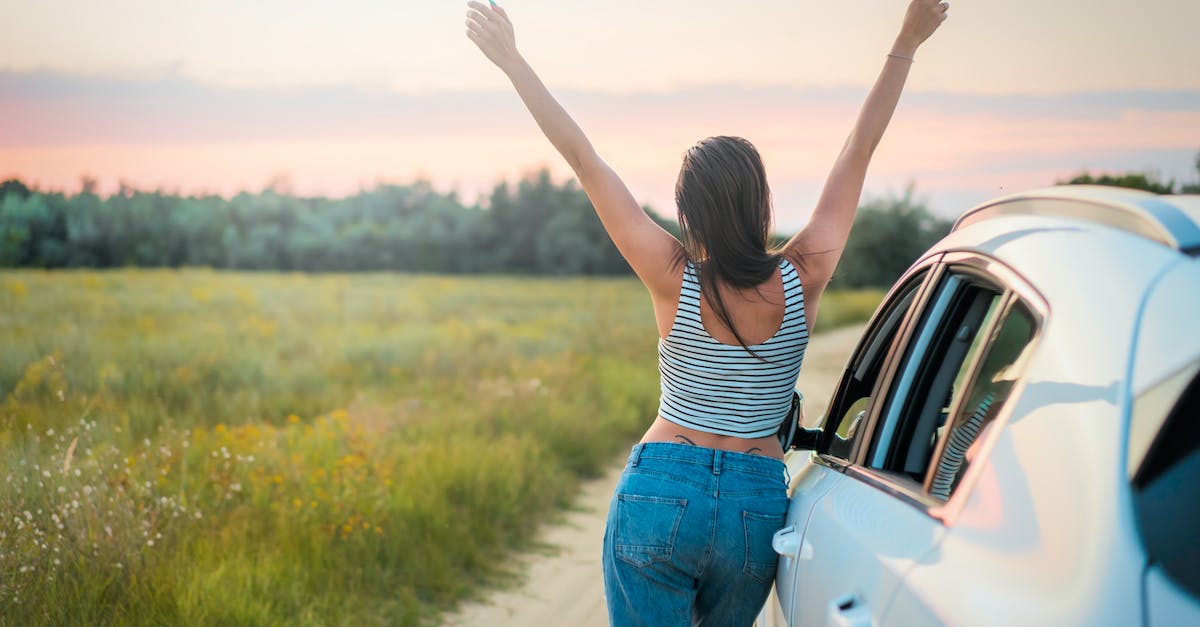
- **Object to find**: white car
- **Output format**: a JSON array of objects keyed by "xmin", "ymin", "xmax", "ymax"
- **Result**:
[{"xmin": 760, "ymin": 186, "xmax": 1200, "ymax": 626}]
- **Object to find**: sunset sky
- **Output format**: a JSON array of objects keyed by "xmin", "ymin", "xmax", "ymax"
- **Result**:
[{"xmin": 2, "ymin": 0, "xmax": 1199, "ymax": 228}]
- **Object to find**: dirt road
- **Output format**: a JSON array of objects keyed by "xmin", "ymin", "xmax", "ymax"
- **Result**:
[{"xmin": 444, "ymin": 324, "xmax": 866, "ymax": 627}]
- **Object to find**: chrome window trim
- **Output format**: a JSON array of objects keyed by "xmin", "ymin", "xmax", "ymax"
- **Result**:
[
  {"xmin": 920, "ymin": 291, "xmax": 1017, "ymax": 494},
  {"xmin": 866, "ymin": 274, "xmax": 965, "ymax": 469},
  {"xmin": 833, "ymin": 251, "xmax": 1048, "ymax": 526},
  {"xmin": 818, "ymin": 255, "xmax": 943, "ymax": 464},
  {"xmin": 845, "ymin": 261, "xmax": 946, "ymax": 465},
  {"xmin": 845, "ymin": 466, "xmax": 945, "ymax": 513},
  {"xmin": 865, "ymin": 255, "xmax": 1016, "ymax": 469}
]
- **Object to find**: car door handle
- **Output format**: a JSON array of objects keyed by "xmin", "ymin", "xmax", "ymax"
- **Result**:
[
  {"xmin": 827, "ymin": 594, "xmax": 872, "ymax": 627},
  {"xmin": 772, "ymin": 525, "xmax": 814, "ymax": 560}
]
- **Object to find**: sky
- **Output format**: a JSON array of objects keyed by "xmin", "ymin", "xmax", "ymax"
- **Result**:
[{"xmin": 2, "ymin": 0, "xmax": 1199, "ymax": 228}]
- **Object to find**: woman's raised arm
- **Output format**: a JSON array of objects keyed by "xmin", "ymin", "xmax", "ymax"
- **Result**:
[
  {"xmin": 783, "ymin": 0, "xmax": 948, "ymax": 291},
  {"xmin": 465, "ymin": 1, "xmax": 682, "ymax": 297}
]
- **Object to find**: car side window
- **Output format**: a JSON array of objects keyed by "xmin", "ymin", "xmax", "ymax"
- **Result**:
[
  {"xmin": 867, "ymin": 272, "xmax": 1008, "ymax": 481},
  {"xmin": 824, "ymin": 271, "xmax": 927, "ymax": 461},
  {"xmin": 926, "ymin": 303, "xmax": 1037, "ymax": 500}
]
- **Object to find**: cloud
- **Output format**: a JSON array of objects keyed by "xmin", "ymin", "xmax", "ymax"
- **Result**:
[{"xmin": 1, "ymin": 70, "xmax": 1198, "ymax": 224}]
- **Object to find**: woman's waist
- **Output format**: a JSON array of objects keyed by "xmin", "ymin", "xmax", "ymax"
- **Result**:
[{"xmin": 641, "ymin": 416, "xmax": 784, "ymax": 461}]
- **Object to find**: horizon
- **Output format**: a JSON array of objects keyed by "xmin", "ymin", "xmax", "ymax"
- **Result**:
[{"xmin": 3, "ymin": 0, "xmax": 1200, "ymax": 229}]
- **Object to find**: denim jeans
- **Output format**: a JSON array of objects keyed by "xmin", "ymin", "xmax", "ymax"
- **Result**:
[{"xmin": 602, "ymin": 442, "xmax": 790, "ymax": 626}]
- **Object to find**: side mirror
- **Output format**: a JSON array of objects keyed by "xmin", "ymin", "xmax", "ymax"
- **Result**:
[
  {"xmin": 779, "ymin": 391, "xmax": 822, "ymax": 451},
  {"xmin": 788, "ymin": 427, "xmax": 822, "ymax": 451}
]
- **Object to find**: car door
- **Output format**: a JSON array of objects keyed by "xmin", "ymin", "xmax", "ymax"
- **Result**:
[
  {"xmin": 771, "ymin": 260, "xmax": 939, "ymax": 625},
  {"xmin": 782, "ymin": 258, "xmax": 1036, "ymax": 626}
]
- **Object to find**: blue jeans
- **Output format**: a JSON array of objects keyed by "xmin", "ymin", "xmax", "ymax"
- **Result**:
[{"xmin": 602, "ymin": 442, "xmax": 789, "ymax": 626}]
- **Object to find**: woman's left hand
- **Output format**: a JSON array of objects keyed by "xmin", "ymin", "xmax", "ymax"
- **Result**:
[{"xmin": 465, "ymin": 1, "xmax": 523, "ymax": 75}]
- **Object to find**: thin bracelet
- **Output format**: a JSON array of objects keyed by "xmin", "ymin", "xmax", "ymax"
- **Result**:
[{"xmin": 887, "ymin": 52, "xmax": 915, "ymax": 62}]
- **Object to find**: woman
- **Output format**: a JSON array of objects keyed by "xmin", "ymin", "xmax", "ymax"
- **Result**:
[{"xmin": 465, "ymin": 1, "xmax": 947, "ymax": 624}]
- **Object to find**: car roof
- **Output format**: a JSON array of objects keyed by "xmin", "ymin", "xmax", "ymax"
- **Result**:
[
  {"xmin": 935, "ymin": 186, "xmax": 1197, "ymax": 358},
  {"xmin": 952, "ymin": 185, "xmax": 1200, "ymax": 257}
]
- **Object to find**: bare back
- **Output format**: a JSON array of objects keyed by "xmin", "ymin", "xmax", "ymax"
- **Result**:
[{"xmin": 652, "ymin": 254, "xmax": 822, "ymax": 341}]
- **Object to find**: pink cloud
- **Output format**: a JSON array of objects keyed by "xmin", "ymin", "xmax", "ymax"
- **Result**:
[{"xmin": 2, "ymin": 72, "xmax": 1197, "ymax": 226}]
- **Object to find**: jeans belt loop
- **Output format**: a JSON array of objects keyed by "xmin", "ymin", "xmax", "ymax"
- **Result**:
[
  {"xmin": 630, "ymin": 444, "xmax": 644, "ymax": 468},
  {"xmin": 712, "ymin": 449, "xmax": 723, "ymax": 475}
]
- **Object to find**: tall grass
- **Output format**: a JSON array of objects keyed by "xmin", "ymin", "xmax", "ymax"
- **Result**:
[{"xmin": 0, "ymin": 270, "xmax": 881, "ymax": 626}]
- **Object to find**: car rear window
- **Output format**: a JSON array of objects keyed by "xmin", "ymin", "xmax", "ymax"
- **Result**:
[{"xmin": 1133, "ymin": 364, "xmax": 1200, "ymax": 599}]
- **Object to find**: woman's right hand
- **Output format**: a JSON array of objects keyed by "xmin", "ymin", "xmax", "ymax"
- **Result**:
[
  {"xmin": 894, "ymin": 0, "xmax": 949, "ymax": 56},
  {"xmin": 465, "ymin": 1, "xmax": 523, "ymax": 75}
]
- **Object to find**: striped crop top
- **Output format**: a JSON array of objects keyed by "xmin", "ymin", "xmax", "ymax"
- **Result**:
[{"xmin": 657, "ymin": 258, "xmax": 809, "ymax": 438}]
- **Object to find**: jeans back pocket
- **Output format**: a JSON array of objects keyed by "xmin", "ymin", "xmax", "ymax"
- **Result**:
[
  {"xmin": 613, "ymin": 494, "xmax": 687, "ymax": 568},
  {"xmin": 743, "ymin": 510, "xmax": 786, "ymax": 583}
]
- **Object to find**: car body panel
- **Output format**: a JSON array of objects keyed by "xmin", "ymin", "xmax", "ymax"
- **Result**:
[
  {"xmin": 1126, "ymin": 258, "xmax": 1200, "ymax": 479},
  {"xmin": 1146, "ymin": 565, "xmax": 1200, "ymax": 627},
  {"xmin": 1130, "ymin": 257, "xmax": 1200, "ymax": 396},
  {"xmin": 772, "ymin": 457, "xmax": 843, "ymax": 623},
  {"xmin": 790, "ymin": 465, "xmax": 946, "ymax": 626}
]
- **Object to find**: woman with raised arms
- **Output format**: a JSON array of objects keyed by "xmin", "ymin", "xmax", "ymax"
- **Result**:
[{"xmin": 465, "ymin": 1, "xmax": 948, "ymax": 624}]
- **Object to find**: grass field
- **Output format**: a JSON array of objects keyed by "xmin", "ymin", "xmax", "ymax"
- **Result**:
[{"xmin": 0, "ymin": 270, "xmax": 882, "ymax": 626}]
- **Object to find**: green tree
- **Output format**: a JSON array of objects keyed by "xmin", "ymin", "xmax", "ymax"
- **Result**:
[
  {"xmin": 0, "ymin": 178, "xmax": 31, "ymax": 200},
  {"xmin": 1180, "ymin": 151, "xmax": 1200, "ymax": 194},
  {"xmin": 0, "ymin": 172, "xmax": 658, "ymax": 275},
  {"xmin": 833, "ymin": 186, "xmax": 954, "ymax": 288},
  {"xmin": 1060, "ymin": 171, "xmax": 1176, "ymax": 194}
]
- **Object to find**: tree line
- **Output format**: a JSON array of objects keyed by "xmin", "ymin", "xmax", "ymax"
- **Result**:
[
  {"xmin": 0, "ymin": 171, "xmax": 648, "ymax": 276},
  {"xmin": 4, "ymin": 155, "xmax": 1196, "ymax": 287}
]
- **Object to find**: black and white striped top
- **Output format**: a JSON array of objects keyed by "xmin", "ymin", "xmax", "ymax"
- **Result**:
[
  {"xmin": 657, "ymin": 258, "xmax": 809, "ymax": 438},
  {"xmin": 930, "ymin": 392, "xmax": 996, "ymax": 500}
]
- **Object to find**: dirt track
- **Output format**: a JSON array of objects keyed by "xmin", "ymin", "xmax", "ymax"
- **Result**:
[{"xmin": 444, "ymin": 324, "xmax": 866, "ymax": 627}]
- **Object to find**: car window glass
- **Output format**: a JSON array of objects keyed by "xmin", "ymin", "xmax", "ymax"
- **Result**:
[
  {"xmin": 1133, "ymin": 367, "xmax": 1200, "ymax": 598},
  {"xmin": 927, "ymin": 303, "xmax": 1036, "ymax": 500},
  {"xmin": 825, "ymin": 271, "xmax": 926, "ymax": 461},
  {"xmin": 869, "ymin": 274, "xmax": 1006, "ymax": 481}
]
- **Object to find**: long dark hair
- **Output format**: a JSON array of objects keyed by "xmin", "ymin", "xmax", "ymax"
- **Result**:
[{"xmin": 674, "ymin": 136, "xmax": 782, "ymax": 354}]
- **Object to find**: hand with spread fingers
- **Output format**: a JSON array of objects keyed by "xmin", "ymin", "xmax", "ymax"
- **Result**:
[
  {"xmin": 895, "ymin": 0, "xmax": 950, "ymax": 58},
  {"xmin": 465, "ymin": 1, "xmax": 522, "ymax": 75}
]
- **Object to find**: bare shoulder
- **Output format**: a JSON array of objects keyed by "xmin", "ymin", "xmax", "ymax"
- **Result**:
[
  {"xmin": 648, "ymin": 253, "xmax": 688, "ymax": 339},
  {"xmin": 646, "ymin": 250, "xmax": 687, "ymax": 300},
  {"xmin": 782, "ymin": 249, "xmax": 831, "ymax": 301}
]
